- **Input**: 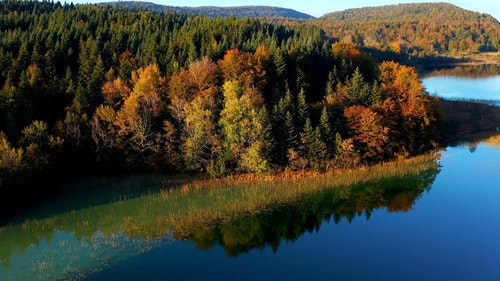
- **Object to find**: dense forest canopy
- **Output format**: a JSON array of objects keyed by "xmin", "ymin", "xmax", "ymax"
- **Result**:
[
  {"xmin": 100, "ymin": 1, "xmax": 500, "ymax": 62},
  {"xmin": 0, "ymin": 0, "xmax": 441, "ymax": 212},
  {"xmin": 317, "ymin": 3, "xmax": 500, "ymax": 61}
]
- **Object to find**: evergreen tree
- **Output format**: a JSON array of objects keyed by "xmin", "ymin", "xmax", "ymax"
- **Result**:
[
  {"xmin": 278, "ymin": 86, "xmax": 295, "ymax": 116},
  {"xmin": 319, "ymin": 106, "xmax": 335, "ymax": 156},
  {"xmin": 349, "ymin": 67, "xmax": 371, "ymax": 106},
  {"xmin": 310, "ymin": 126, "xmax": 326, "ymax": 165},
  {"xmin": 274, "ymin": 50, "xmax": 288, "ymax": 79},
  {"xmin": 326, "ymin": 66, "xmax": 339, "ymax": 97},
  {"xmin": 258, "ymin": 107, "xmax": 275, "ymax": 165},
  {"xmin": 334, "ymin": 132, "xmax": 343, "ymax": 158},
  {"xmin": 370, "ymin": 80, "xmax": 383, "ymax": 106},
  {"xmin": 297, "ymin": 88, "xmax": 309, "ymax": 128},
  {"xmin": 302, "ymin": 118, "xmax": 326, "ymax": 164},
  {"xmin": 284, "ymin": 110, "xmax": 299, "ymax": 151}
]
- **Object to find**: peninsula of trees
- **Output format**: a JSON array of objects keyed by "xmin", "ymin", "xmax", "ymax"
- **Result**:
[{"xmin": 1, "ymin": 0, "xmax": 443, "ymax": 210}]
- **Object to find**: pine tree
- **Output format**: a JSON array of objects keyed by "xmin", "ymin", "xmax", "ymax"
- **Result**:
[
  {"xmin": 297, "ymin": 88, "xmax": 309, "ymax": 128},
  {"xmin": 274, "ymin": 50, "xmax": 288, "ymax": 79},
  {"xmin": 88, "ymin": 55, "xmax": 105, "ymax": 107},
  {"xmin": 349, "ymin": 67, "xmax": 371, "ymax": 106},
  {"xmin": 326, "ymin": 66, "xmax": 339, "ymax": 97},
  {"xmin": 258, "ymin": 107, "xmax": 275, "ymax": 165},
  {"xmin": 303, "ymin": 118, "xmax": 314, "ymax": 142},
  {"xmin": 370, "ymin": 80, "xmax": 383, "ymax": 106},
  {"xmin": 277, "ymin": 85, "xmax": 295, "ymax": 116},
  {"xmin": 284, "ymin": 110, "xmax": 299, "ymax": 151},
  {"xmin": 15, "ymin": 41, "xmax": 30, "ymax": 80},
  {"xmin": 310, "ymin": 126, "xmax": 326, "ymax": 164},
  {"xmin": 300, "ymin": 118, "xmax": 326, "ymax": 169},
  {"xmin": 319, "ymin": 106, "xmax": 335, "ymax": 156},
  {"xmin": 334, "ymin": 132, "xmax": 343, "ymax": 157}
]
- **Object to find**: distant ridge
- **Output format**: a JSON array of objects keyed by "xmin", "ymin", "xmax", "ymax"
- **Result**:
[
  {"xmin": 317, "ymin": 3, "xmax": 500, "ymax": 57},
  {"xmin": 98, "ymin": 1, "xmax": 314, "ymax": 19},
  {"xmin": 319, "ymin": 2, "xmax": 498, "ymax": 22}
]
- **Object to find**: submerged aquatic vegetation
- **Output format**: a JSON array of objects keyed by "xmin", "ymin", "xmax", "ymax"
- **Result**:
[
  {"xmin": 52, "ymin": 152, "xmax": 441, "ymax": 239},
  {"xmin": 2, "ymin": 152, "xmax": 441, "ymax": 241},
  {"xmin": 0, "ymin": 152, "xmax": 441, "ymax": 280}
]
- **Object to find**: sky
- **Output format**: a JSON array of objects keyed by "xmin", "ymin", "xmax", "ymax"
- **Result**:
[{"xmin": 77, "ymin": 0, "xmax": 500, "ymax": 20}]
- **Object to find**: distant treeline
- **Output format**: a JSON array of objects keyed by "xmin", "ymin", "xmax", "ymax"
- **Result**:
[
  {"xmin": 98, "ymin": 1, "xmax": 315, "ymax": 19},
  {"xmin": 0, "ymin": 0, "xmax": 441, "ymax": 209}
]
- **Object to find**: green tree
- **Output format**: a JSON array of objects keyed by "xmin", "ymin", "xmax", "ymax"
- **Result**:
[
  {"xmin": 182, "ymin": 94, "xmax": 219, "ymax": 172},
  {"xmin": 319, "ymin": 107, "xmax": 335, "ymax": 156},
  {"xmin": 21, "ymin": 120, "xmax": 49, "ymax": 147},
  {"xmin": 297, "ymin": 88, "xmax": 309, "ymax": 128},
  {"xmin": 219, "ymin": 81, "xmax": 269, "ymax": 173},
  {"xmin": 349, "ymin": 67, "xmax": 371, "ymax": 106},
  {"xmin": 325, "ymin": 66, "xmax": 339, "ymax": 97},
  {"xmin": 75, "ymin": 38, "xmax": 106, "ymax": 111},
  {"xmin": 301, "ymin": 118, "xmax": 326, "ymax": 168},
  {"xmin": 284, "ymin": 110, "xmax": 299, "ymax": 151}
]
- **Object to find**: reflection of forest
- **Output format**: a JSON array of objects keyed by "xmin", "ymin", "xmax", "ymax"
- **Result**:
[
  {"xmin": 440, "ymin": 100, "xmax": 500, "ymax": 144},
  {"xmin": 190, "ymin": 166, "xmax": 440, "ymax": 257},
  {"xmin": 0, "ymin": 154, "xmax": 440, "ymax": 270},
  {"xmin": 422, "ymin": 64, "xmax": 500, "ymax": 78}
]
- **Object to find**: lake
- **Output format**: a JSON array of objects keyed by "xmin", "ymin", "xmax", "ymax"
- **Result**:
[
  {"xmin": 1, "ymin": 65, "xmax": 500, "ymax": 281},
  {"xmin": 422, "ymin": 64, "xmax": 500, "ymax": 103}
]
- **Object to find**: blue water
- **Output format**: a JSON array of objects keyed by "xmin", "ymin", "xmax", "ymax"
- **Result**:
[
  {"xmin": 85, "ymin": 145, "xmax": 500, "ymax": 281},
  {"xmin": 422, "ymin": 67, "xmax": 500, "ymax": 102}
]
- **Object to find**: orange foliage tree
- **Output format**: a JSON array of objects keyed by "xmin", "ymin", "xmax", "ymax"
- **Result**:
[
  {"xmin": 168, "ymin": 57, "xmax": 219, "ymax": 101},
  {"xmin": 344, "ymin": 105, "xmax": 389, "ymax": 161},
  {"xmin": 218, "ymin": 48, "xmax": 267, "ymax": 89},
  {"xmin": 377, "ymin": 61, "xmax": 441, "ymax": 154}
]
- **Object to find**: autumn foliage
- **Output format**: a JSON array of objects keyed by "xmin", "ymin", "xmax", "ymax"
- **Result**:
[{"xmin": 0, "ymin": 1, "xmax": 443, "ymax": 207}]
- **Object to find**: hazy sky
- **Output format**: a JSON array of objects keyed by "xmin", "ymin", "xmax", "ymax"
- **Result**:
[{"xmin": 80, "ymin": 0, "xmax": 500, "ymax": 20}]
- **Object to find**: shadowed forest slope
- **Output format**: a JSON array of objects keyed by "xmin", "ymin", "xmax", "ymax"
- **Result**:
[{"xmin": 98, "ymin": 1, "xmax": 314, "ymax": 19}]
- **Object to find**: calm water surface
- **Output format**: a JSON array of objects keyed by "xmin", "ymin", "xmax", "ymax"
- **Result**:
[
  {"xmin": 1, "ymin": 66, "xmax": 500, "ymax": 281},
  {"xmin": 90, "ymin": 144, "xmax": 500, "ymax": 281},
  {"xmin": 422, "ymin": 64, "xmax": 500, "ymax": 102}
]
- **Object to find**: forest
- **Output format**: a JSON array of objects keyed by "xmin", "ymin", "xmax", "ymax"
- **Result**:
[
  {"xmin": 0, "ymin": 0, "xmax": 441, "ymax": 211},
  {"xmin": 317, "ymin": 3, "xmax": 500, "ymax": 63},
  {"xmin": 99, "ymin": 2, "xmax": 500, "ymax": 63}
]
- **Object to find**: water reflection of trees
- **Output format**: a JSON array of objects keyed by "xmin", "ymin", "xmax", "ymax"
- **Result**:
[
  {"xmin": 189, "ymin": 167, "xmax": 439, "ymax": 257},
  {"xmin": 422, "ymin": 64, "xmax": 500, "ymax": 78},
  {"xmin": 440, "ymin": 100, "xmax": 500, "ymax": 145},
  {"xmin": 0, "ymin": 155, "xmax": 440, "ymax": 272}
]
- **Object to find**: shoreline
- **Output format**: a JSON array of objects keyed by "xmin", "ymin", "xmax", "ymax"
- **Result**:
[{"xmin": 415, "ymin": 53, "xmax": 500, "ymax": 70}]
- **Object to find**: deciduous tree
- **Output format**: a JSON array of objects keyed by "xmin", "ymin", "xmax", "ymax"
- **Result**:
[{"xmin": 344, "ymin": 105, "xmax": 389, "ymax": 161}]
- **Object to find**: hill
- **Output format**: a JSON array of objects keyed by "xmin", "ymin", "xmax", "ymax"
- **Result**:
[
  {"xmin": 98, "ymin": 1, "xmax": 314, "ymax": 19},
  {"xmin": 317, "ymin": 3, "xmax": 500, "ymax": 61}
]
